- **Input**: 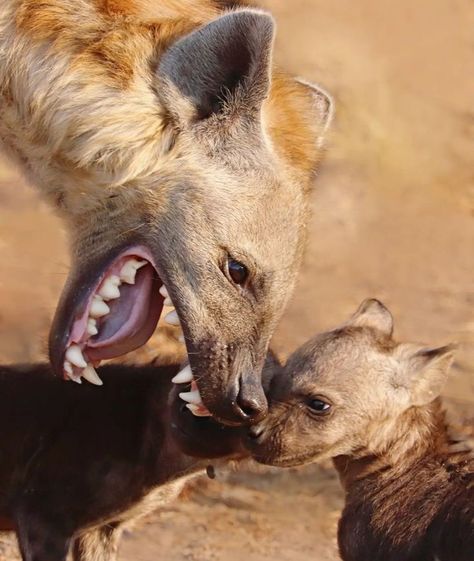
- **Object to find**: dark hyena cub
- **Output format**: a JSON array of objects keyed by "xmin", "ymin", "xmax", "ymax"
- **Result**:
[
  {"xmin": 246, "ymin": 299, "xmax": 473, "ymax": 561},
  {"xmin": 0, "ymin": 361, "xmax": 245, "ymax": 561}
]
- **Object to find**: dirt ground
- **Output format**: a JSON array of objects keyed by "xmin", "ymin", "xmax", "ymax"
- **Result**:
[{"xmin": 0, "ymin": 0, "xmax": 472, "ymax": 559}]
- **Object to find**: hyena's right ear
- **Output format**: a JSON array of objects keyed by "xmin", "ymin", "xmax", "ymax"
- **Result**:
[
  {"xmin": 157, "ymin": 10, "xmax": 275, "ymax": 125},
  {"xmin": 396, "ymin": 344, "xmax": 456, "ymax": 406},
  {"xmin": 294, "ymin": 78, "xmax": 334, "ymax": 148}
]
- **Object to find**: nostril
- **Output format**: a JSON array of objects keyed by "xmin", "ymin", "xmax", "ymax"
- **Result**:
[
  {"xmin": 231, "ymin": 372, "xmax": 268, "ymax": 423},
  {"xmin": 236, "ymin": 395, "xmax": 262, "ymax": 419}
]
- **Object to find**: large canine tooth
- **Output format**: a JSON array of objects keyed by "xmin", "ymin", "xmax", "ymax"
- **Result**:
[
  {"xmin": 179, "ymin": 389, "xmax": 202, "ymax": 405},
  {"xmin": 171, "ymin": 365, "xmax": 193, "ymax": 384},
  {"xmin": 119, "ymin": 259, "xmax": 147, "ymax": 284},
  {"xmin": 87, "ymin": 318, "xmax": 99, "ymax": 336},
  {"xmin": 90, "ymin": 295, "xmax": 110, "ymax": 318},
  {"xmin": 165, "ymin": 310, "xmax": 180, "ymax": 326},
  {"xmin": 82, "ymin": 364, "xmax": 103, "ymax": 386},
  {"xmin": 186, "ymin": 404, "xmax": 212, "ymax": 417},
  {"xmin": 98, "ymin": 275, "xmax": 121, "ymax": 300},
  {"xmin": 65, "ymin": 344, "xmax": 87, "ymax": 369}
]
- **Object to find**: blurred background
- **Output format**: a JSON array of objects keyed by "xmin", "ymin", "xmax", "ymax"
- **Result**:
[{"xmin": 0, "ymin": 0, "xmax": 472, "ymax": 559}]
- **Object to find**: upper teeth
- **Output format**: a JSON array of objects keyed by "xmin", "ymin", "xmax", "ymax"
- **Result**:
[
  {"xmin": 98, "ymin": 275, "xmax": 121, "ymax": 300},
  {"xmin": 87, "ymin": 318, "xmax": 98, "ymax": 336},
  {"xmin": 65, "ymin": 344, "xmax": 87, "ymax": 369},
  {"xmin": 63, "ymin": 257, "xmax": 149, "ymax": 385},
  {"xmin": 63, "ymin": 262, "xmax": 186, "ymax": 388},
  {"xmin": 172, "ymin": 365, "xmax": 211, "ymax": 417},
  {"xmin": 82, "ymin": 364, "xmax": 103, "ymax": 386},
  {"xmin": 89, "ymin": 295, "xmax": 110, "ymax": 318},
  {"xmin": 120, "ymin": 259, "xmax": 147, "ymax": 285},
  {"xmin": 179, "ymin": 388, "xmax": 202, "ymax": 405},
  {"xmin": 172, "ymin": 365, "xmax": 193, "ymax": 384}
]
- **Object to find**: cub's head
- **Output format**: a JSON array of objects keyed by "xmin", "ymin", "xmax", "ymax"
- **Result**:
[
  {"xmin": 48, "ymin": 9, "xmax": 332, "ymax": 425},
  {"xmin": 246, "ymin": 299, "xmax": 455, "ymax": 465}
]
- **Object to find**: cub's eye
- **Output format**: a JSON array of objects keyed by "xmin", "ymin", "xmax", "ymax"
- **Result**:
[
  {"xmin": 227, "ymin": 259, "xmax": 249, "ymax": 286},
  {"xmin": 308, "ymin": 398, "xmax": 331, "ymax": 415}
]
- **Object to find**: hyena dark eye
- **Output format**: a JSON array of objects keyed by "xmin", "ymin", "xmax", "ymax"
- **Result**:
[
  {"xmin": 308, "ymin": 398, "xmax": 331, "ymax": 415},
  {"xmin": 227, "ymin": 259, "xmax": 249, "ymax": 285}
]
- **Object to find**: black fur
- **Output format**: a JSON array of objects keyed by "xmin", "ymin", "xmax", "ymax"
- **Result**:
[{"xmin": 0, "ymin": 362, "xmax": 242, "ymax": 561}]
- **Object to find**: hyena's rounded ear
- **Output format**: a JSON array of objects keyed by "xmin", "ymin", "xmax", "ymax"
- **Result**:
[
  {"xmin": 347, "ymin": 298, "xmax": 394, "ymax": 336},
  {"xmin": 157, "ymin": 9, "xmax": 275, "ymax": 125},
  {"xmin": 294, "ymin": 78, "xmax": 334, "ymax": 149},
  {"xmin": 396, "ymin": 344, "xmax": 457, "ymax": 406}
]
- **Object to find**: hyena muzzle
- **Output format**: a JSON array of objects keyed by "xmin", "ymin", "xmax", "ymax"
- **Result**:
[{"xmin": 0, "ymin": 0, "xmax": 333, "ymax": 424}]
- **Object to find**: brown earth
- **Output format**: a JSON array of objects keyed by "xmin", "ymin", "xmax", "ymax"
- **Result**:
[{"xmin": 0, "ymin": 0, "xmax": 472, "ymax": 559}]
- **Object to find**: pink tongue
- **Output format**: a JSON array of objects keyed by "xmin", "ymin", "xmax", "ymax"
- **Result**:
[{"xmin": 85, "ymin": 266, "xmax": 163, "ymax": 361}]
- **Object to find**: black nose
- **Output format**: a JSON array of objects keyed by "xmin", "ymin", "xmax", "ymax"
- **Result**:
[{"xmin": 232, "ymin": 373, "xmax": 268, "ymax": 423}]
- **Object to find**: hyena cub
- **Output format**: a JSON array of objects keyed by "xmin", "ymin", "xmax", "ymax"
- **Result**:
[
  {"xmin": 247, "ymin": 299, "xmax": 473, "ymax": 561},
  {"xmin": 0, "ymin": 361, "xmax": 245, "ymax": 561}
]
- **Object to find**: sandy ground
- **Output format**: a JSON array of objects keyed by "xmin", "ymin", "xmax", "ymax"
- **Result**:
[{"xmin": 0, "ymin": 0, "xmax": 472, "ymax": 559}]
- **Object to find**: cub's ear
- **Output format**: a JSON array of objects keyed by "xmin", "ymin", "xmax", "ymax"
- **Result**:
[
  {"xmin": 157, "ymin": 10, "xmax": 275, "ymax": 124},
  {"xmin": 347, "ymin": 299, "xmax": 394, "ymax": 336},
  {"xmin": 398, "ymin": 344, "xmax": 456, "ymax": 406}
]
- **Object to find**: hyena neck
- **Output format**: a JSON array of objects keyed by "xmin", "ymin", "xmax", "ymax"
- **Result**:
[
  {"xmin": 334, "ymin": 399, "xmax": 470, "ymax": 490},
  {"xmin": 335, "ymin": 401, "xmax": 473, "ymax": 561}
]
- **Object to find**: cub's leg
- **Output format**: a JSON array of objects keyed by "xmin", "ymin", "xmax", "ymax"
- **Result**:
[
  {"xmin": 15, "ymin": 509, "xmax": 71, "ymax": 561},
  {"xmin": 71, "ymin": 524, "xmax": 123, "ymax": 561}
]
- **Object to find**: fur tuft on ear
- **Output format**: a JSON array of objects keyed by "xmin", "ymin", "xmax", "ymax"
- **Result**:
[
  {"xmin": 348, "ymin": 299, "xmax": 394, "ymax": 336},
  {"xmin": 157, "ymin": 9, "xmax": 275, "ymax": 124},
  {"xmin": 404, "ymin": 344, "xmax": 456, "ymax": 406}
]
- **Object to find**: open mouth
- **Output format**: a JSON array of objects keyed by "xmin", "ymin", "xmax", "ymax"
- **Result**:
[
  {"xmin": 58, "ymin": 243, "xmax": 211, "ymax": 417},
  {"xmin": 62, "ymin": 246, "xmax": 163, "ymax": 384}
]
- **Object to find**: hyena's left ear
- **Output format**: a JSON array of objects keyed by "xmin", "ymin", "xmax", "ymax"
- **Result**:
[
  {"xmin": 396, "ymin": 344, "xmax": 456, "ymax": 406},
  {"xmin": 347, "ymin": 298, "xmax": 394, "ymax": 336},
  {"xmin": 157, "ymin": 9, "xmax": 275, "ymax": 125}
]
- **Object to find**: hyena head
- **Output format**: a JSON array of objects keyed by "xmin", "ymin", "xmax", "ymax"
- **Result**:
[
  {"xmin": 49, "ymin": 9, "xmax": 332, "ymax": 424},
  {"xmin": 247, "ymin": 299, "xmax": 455, "ymax": 464}
]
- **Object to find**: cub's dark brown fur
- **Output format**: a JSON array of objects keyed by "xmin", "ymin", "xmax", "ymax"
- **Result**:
[
  {"xmin": 335, "ymin": 399, "xmax": 473, "ymax": 561},
  {"xmin": 0, "ymin": 362, "xmax": 243, "ymax": 561},
  {"xmin": 247, "ymin": 299, "xmax": 474, "ymax": 561}
]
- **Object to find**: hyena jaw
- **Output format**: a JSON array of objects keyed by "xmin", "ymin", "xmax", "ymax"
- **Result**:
[{"xmin": 0, "ymin": 0, "xmax": 333, "ymax": 424}]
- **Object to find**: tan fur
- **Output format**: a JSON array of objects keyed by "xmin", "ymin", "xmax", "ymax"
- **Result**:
[
  {"xmin": 0, "ymin": 0, "xmax": 333, "ymax": 422},
  {"xmin": 248, "ymin": 300, "xmax": 472, "ymax": 561},
  {"xmin": 0, "ymin": 0, "xmax": 325, "ymax": 214}
]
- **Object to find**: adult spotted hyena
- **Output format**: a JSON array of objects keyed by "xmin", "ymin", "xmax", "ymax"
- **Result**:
[{"xmin": 0, "ymin": 0, "xmax": 332, "ymax": 424}]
